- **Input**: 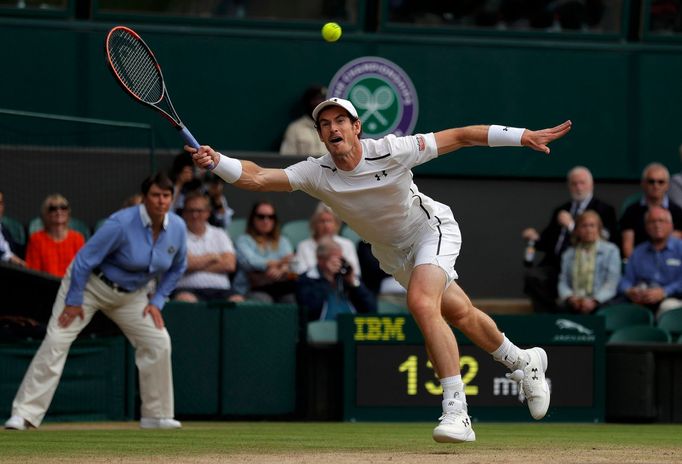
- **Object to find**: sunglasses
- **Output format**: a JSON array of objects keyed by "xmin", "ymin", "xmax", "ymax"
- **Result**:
[
  {"xmin": 646, "ymin": 178, "xmax": 667, "ymax": 185},
  {"xmin": 47, "ymin": 204, "xmax": 69, "ymax": 212},
  {"xmin": 255, "ymin": 213, "xmax": 275, "ymax": 220}
]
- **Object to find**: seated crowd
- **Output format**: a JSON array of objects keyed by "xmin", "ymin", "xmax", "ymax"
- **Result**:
[
  {"xmin": 4, "ymin": 158, "xmax": 682, "ymax": 323},
  {"xmin": 523, "ymin": 163, "xmax": 682, "ymax": 318}
]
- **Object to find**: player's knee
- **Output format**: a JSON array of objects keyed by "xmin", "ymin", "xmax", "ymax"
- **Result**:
[
  {"xmin": 442, "ymin": 296, "xmax": 474, "ymax": 326},
  {"xmin": 407, "ymin": 293, "xmax": 440, "ymax": 321}
]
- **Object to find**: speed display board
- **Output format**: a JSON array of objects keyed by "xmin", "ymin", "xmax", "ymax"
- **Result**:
[{"xmin": 338, "ymin": 314, "xmax": 605, "ymax": 422}]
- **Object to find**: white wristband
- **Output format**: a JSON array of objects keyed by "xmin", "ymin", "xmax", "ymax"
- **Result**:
[
  {"xmin": 212, "ymin": 153, "xmax": 242, "ymax": 183},
  {"xmin": 488, "ymin": 125, "xmax": 525, "ymax": 147}
]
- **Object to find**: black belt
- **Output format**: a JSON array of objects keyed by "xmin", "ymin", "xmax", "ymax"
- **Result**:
[{"xmin": 93, "ymin": 267, "xmax": 131, "ymax": 293}]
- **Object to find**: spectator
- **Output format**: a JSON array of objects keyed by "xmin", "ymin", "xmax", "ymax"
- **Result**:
[
  {"xmin": 618, "ymin": 206, "xmax": 682, "ymax": 318},
  {"xmin": 0, "ymin": 229, "xmax": 24, "ymax": 267},
  {"xmin": 168, "ymin": 151, "xmax": 203, "ymax": 214},
  {"xmin": 296, "ymin": 236, "xmax": 376, "ymax": 321},
  {"xmin": 4, "ymin": 172, "xmax": 187, "ymax": 431},
  {"xmin": 279, "ymin": 85, "xmax": 328, "ymax": 157},
  {"xmin": 173, "ymin": 192, "xmax": 242, "ymax": 303},
  {"xmin": 234, "ymin": 201, "xmax": 296, "ymax": 303},
  {"xmin": 522, "ymin": 166, "xmax": 617, "ymax": 312},
  {"xmin": 620, "ymin": 162, "xmax": 682, "ymax": 259},
  {"xmin": 0, "ymin": 190, "xmax": 25, "ymax": 267},
  {"xmin": 557, "ymin": 210, "xmax": 621, "ymax": 314},
  {"xmin": 294, "ymin": 202, "xmax": 360, "ymax": 275},
  {"xmin": 204, "ymin": 172, "xmax": 234, "ymax": 229},
  {"xmin": 25, "ymin": 194, "xmax": 85, "ymax": 278}
]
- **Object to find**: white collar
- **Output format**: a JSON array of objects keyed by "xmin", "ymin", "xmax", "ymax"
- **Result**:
[{"xmin": 138, "ymin": 204, "xmax": 169, "ymax": 230}]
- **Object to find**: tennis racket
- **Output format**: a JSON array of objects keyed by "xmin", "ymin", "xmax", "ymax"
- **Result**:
[{"xmin": 104, "ymin": 26, "xmax": 213, "ymax": 167}]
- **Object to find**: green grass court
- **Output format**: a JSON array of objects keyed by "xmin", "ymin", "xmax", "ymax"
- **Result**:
[{"xmin": 1, "ymin": 422, "xmax": 681, "ymax": 463}]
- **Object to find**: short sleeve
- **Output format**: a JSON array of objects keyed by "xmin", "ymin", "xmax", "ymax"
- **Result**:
[
  {"xmin": 215, "ymin": 227, "xmax": 235, "ymax": 254},
  {"xmin": 384, "ymin": 133, "xmax": 439, "ymax": 169},
  {"xmin": 284, "ymin": 158, "xmax": 321, "ymax": 194}
]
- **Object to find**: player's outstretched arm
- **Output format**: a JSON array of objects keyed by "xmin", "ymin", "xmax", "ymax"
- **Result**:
[
  {"xmin": 434, "ymin": 120, "xmax": 572, "ymax": 156},
  {"xmin": 186, "ymin": 145, "xmax": 292, "ymax": 192}
]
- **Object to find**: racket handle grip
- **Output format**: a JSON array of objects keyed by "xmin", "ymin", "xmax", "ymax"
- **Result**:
[{"xmin": 179, "ymin": 126, "xmax": 214, "ymax": 170}]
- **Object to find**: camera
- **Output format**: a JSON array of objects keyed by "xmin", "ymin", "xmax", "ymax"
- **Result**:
[{"xmin": 338, "ymin": 258, "xmax": 351, "ymax": 276}]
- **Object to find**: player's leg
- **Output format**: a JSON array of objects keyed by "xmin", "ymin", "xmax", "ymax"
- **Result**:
[
  {"xmin": 405, "ymin": 264, "xmax": 475, "ymax": 443},
  {"xmin": 406, "ymin": 264, "xmax": 458, "ymax": 378},
  {"xmin": 6, "ymin": 269, "xmax": 98, "ymax": 429},
  {"xmin": 441, "ymin": 282, "xmax": 550, "ymax": 420},
  {"xmin": 103, "ymin": 291, "xmax": 179, "ymax": 429}
]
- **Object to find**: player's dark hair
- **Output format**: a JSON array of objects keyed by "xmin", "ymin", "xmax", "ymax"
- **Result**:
[{"xmin": 141, "ymin": 172, "xmax": 174, "ymax": 195}]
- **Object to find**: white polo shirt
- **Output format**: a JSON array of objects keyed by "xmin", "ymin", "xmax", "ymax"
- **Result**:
[{"xmin": 285, "ymin": 133, "xmax": 453, "ymax": 250}]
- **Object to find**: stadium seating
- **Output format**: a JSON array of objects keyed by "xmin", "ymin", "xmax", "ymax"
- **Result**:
[
  {"xmin": 657, "ymin": 307, "xmax": 682, "ymax": 339},
  {"xmin": 608, "ymin": 325, "xmax": 671, "ymax": 344},
  {"xmin": 340, "ymin": 224, "xmax": 361, "ymax": 245},
  {"xmin": 28, "ymin": 216, "xmax": 91, "ymax": 240},
  {"xmin": 227, "ymin": 217, "xmax": 246, "ymax": 240},
  {"xmin": 281, "ymin": 219, "xmax": 310, "ymax": 249},
  {"xmin": 596, "ymin": 303, "xmax": 653, "ymax": 334},
  {"xmin": 1, "ymin": 216, "xmax": 26, "ymax": 246},
  {"xmin": 306, "ymin": 320, "xmax": 338, "ymax": 344}
]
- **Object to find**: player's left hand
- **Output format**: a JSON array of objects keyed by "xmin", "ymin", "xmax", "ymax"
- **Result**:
[
  {"xmin": 522, "ymin": 120, "xmax": 572, "ymax": 155},
  {"xmin": 143, "ymin": 304, "xmax": 165, "ymax": 329}
]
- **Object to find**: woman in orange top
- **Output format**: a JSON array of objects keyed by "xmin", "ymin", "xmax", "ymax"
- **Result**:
[{"xmin": 25, "ymin": 194, "xmax": 85, "ymax": 277}]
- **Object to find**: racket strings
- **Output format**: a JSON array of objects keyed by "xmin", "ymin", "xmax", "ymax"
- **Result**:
[{"xmin": 108, "ymin": 32, "xmax": 164, "ymax": 105}]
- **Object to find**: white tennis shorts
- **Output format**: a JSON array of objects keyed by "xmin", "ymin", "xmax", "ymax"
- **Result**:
[{"xmin": 370, "ymin": 214, "xmax": 462, "ymax": 290}]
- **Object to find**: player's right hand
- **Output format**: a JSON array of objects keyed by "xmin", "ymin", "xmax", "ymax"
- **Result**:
[{"xmin": 185, "ymin": 144, "xmax": 218, "ymax": 170}]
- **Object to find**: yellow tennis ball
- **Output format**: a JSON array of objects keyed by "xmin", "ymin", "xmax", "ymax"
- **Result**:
[{"xmin": 322, "ymin": 22, "xmax": 342, "ymax": 42}]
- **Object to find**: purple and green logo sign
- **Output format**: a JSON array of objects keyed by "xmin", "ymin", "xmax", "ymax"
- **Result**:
[{"xmin": 327, "ymin": 57, "xmax": 419, "ymax": 138}]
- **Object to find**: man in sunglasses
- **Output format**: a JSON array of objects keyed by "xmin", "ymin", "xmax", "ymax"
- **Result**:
[
  {"xmin": 620, "ymin": 163, "xmax": 682, "ymax": 259},
  {"xmin": 5, "ymin": 172, "xmax": 187, "ymax": 431},
  {"xmin": 187, "ymin": 98, "xmax": 571, "ymax": 443}
]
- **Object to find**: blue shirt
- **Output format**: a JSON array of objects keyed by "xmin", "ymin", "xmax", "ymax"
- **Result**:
[
  {"xmin": 619, "ymin": 236, "xmax": 682, "ymax": 297},
  {"xmin": 65, "ymin": 205, "xmax": 187, "ymax": 309},
  {"xmin": 235, "ymin": 234, "xmax": 293, "ymax": 272}
]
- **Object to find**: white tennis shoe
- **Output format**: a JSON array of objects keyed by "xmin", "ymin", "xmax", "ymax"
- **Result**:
[
  {"xmin": 509, "ymin": 347, "xmax": 550, "ymax": 420},
  {"xmin": 432, "ymin": 398, "xmax": 476, "ymax": 443},
  {"xmin": 4, "ymin": 415, "xmax": 29, "ymax": 431},
  {"xmin": 140, "ymin": 417, "xmax": 182, "ymax": 429}
]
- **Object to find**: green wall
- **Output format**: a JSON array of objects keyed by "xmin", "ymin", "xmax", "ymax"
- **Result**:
[{"xmin": 2, "ymin": 19, "xmax": 681, "ymax": 179}]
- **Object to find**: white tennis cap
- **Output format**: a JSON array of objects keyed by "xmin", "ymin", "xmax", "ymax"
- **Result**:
[{"xmin": 312, "ymin": 97, "xmax": 359, "ymax": 121}]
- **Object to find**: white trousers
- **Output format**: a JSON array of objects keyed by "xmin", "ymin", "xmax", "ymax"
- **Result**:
[{"xmin": 11, "ymin": 269, "xmax": 174, "ymax": 427}]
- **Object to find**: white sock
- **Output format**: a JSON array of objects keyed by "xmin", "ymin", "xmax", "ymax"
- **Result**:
[
  {"xmin": 490, "ymin": 334, "xmax": 527, "ymax": 370},
  {"xmin": 440, "ymin": 375, "xmax": 464, "ymax": 401}
]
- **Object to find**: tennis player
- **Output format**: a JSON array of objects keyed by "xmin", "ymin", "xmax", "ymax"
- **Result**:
[{"xmin": 188, "ymin": 98, "xmax": 572, "ymax": 443}]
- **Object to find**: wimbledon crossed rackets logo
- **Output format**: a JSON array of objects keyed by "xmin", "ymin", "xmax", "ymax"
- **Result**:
[
  {"xmin": 350, "ymin": 85, "xmax": 394, "ymax": 126},
  {"xmin": 327, "ymin": 57, "xmax": 419, "ymax": 138}
]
